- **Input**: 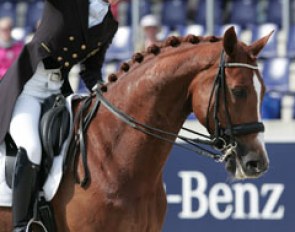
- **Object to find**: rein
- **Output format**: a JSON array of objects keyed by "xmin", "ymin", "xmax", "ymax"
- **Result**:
[
  {"xmin": 70, "ymin": 50, "xmax": 265, "ymax": 187},
  {"xmin": 93, "ymin": 50, "xmax": 264, "ymax": 162},
  {"xmin": 95, "ymin": 89, "xmax": 220, "ymax": 160},
  {"xmin": 66, "ymin": 95, "xmax": 101, "ymax": 187}
]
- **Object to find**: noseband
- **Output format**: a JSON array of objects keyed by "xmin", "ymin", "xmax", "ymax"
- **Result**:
[
  {"xmin": 94, "ymin": 50, "xmax": 265, "ymax": 162},
  {"xmin": 205, "ymin": 51, "xmax": 265, "ymax": 151}
]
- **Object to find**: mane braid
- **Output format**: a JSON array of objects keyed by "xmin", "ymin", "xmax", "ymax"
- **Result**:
[{"xmin": 102, "ymin": 34, "xmax": 223, "ymax": 92}]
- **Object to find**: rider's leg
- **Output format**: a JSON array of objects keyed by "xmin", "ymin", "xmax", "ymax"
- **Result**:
[
  {"xmin": 11, "ymin": 148, "xmax": 40, "ymax": 232},
  {"xmin": 9, "ymin": 94, "xmax": 42, "ymax": 232},
  {"xmin": 10, "ymin": 61, "xmax": 62, "ymax": 166},
  {"xmin": 9, "ymin": 61, "xmax": 63, "ymax": 231},
  {"xmin": 10, "ymin": 95, "xmax": 42, "ymax": 165}
]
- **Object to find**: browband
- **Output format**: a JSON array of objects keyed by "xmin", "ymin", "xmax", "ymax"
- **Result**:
[{"xmin": 224, "ymin": 63, "xmax": 259, "ymax": 70}]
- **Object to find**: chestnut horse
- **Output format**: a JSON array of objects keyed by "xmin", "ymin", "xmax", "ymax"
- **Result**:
[{"xmin": 0, "ymin": 27, "xmax": 271, "ymax": 231}]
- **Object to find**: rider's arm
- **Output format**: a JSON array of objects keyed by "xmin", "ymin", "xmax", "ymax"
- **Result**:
[{"xmin": 79, "ymin": 42, "xmax": 110, "ymax": 91}]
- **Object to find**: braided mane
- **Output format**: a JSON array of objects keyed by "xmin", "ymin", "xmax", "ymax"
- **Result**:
[{"xmin": 102, "ymin": 34, "xmax": 222, "ymax": 92}]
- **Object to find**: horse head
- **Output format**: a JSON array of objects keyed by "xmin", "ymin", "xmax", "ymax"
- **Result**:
[{"xmin": 191, "ymin": 27, "xmax": 272, "ymax": 179}]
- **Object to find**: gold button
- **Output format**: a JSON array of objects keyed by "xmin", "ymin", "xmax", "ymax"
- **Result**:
[
  {"xmin": 72, "ymin": 53, "xmax": 78, "ymax": 59},
  {"xmin": 64, "ymin": 62, "xmax": 70, "ymax": 67},
  {"xmin": 69, "ymin": 36, "xmax": 75, "ymax": 41},
  {"xmin": 63, "ymin": 47, "xmax": 68, "ymax": 52},
  {"xmin": 57, "ymin": 56, "xmax": 63, "ymax": 62},
  {"xmin": 81, "ymin": 44, "xmax": 86, "ymax": 50}
]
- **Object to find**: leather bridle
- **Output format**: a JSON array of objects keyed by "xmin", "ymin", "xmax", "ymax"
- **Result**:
[
  {"xmin": 205, "ymin": 50, "xmax": 265, "ymax": 153},
  {"xmin": 69, "ymin": 50, "xmax": 266, "ymax": 187},
  {"xmin": 91, "ymin": 50, "xmax": 265, "ymax": 163}
]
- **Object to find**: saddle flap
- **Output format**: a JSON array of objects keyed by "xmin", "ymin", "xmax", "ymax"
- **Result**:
[{"xmin": 40, "ymin": 94, "xmax": 70, "ymax": 179}]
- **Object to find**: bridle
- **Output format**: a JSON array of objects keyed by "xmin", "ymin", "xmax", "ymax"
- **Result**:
[
  {"xmin": 89, "ymin": 50, "xmax": 264, "ymax": 163},
  {"xmin": 69, "ymin": 50, "xmax": 266, "ymax": 187},
  {"xmin": 205, "ymin": 50, "xmax": 265, "ymax": 157}
]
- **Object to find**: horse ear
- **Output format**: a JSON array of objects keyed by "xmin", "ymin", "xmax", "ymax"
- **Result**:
[
  {"xmin": 223, "ymin": 26, "xmax": 238, "ymax": 57},
  {"xmin": 249, "ymin": 30, "xmax": 274, "ymax": 58}
]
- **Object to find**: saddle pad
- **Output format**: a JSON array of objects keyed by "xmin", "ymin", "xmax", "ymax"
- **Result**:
[{"xmin": 0, "ymin": 93, "xmax": 89, "ymax": 207}]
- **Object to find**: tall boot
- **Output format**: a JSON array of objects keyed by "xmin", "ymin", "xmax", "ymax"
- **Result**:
[{"xmin": 12, "ymin": 147, "xmax": 40, "ymax": 232}]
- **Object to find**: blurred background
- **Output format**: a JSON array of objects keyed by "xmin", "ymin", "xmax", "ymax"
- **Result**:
[
  {"xmin": 2, "ymin": 0, "xmax": 295, "ymax": 120},
  {"xmin": 2, "ymin": 0, "xmax": 295, "ymax": 231}
]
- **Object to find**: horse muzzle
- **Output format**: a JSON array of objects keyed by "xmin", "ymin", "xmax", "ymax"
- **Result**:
[{"xmin": 223, "ymin": 141, "xmax": 269, "ymax": 179}]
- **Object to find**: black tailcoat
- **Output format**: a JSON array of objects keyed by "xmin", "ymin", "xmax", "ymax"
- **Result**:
[{"xmin": 0, "ymin": 0, "xmax": 118, "ymax": 143}]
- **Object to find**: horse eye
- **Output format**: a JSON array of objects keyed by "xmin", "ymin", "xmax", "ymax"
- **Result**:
[{"xmin": 231, "ymin": 88, "xmax": 247, "ymax": 99}]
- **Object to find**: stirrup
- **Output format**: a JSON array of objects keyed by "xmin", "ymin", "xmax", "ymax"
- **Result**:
[
  {"xmin": 13, "ymin": 220, "xmax": 48, "ymax": 232},
  {"xmin": 25, "ymin": 218, "xmax": 48, "ymax": 232}
]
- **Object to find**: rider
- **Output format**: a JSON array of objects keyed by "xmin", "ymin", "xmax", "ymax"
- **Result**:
[{"xmin": 0, "ymin": 0, "xmax": 120, "ymax": 231}]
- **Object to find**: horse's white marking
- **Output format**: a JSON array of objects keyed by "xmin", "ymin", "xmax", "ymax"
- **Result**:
[
  {"xmin": 253, "ymin": 73, "xmax": 268, "ymax": 157},
  {"xmin": 253, "ymin": 73, "xmax": 262, "ymax": 121},
  {"xmin": 234, "ymin": 73, "xmax": 268, "ymax": 179}
]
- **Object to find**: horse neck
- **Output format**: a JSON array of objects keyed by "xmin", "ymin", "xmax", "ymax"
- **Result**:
[
  {"xmin": 109, "ymin": 42, "xmax": 221, "ymax": 126},
  {"xmin": 93, "ymin": 42, "xmax": 221, "ymax": 188}
]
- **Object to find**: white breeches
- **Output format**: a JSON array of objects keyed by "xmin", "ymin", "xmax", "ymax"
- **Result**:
[{"xmin": 9, "ymin": 62, "xmax": 63, "ymax": 165}]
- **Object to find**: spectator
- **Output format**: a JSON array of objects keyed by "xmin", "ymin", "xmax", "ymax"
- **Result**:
[
  {"xmin": 0, "ymin": 17, "xmax": 23, "ymax": 80},
  {"xmin": 139, "ymin": 14, "xmax": 162, "ymax": 50},
  {"xmin": 111, "ymin": 1, "xmax": 120, "ymax": 20}
]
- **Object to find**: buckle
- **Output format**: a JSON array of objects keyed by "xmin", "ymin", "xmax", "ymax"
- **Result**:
[{"xmin": 49, "ymin": 72, "xmax": 62, "ymax": 82}]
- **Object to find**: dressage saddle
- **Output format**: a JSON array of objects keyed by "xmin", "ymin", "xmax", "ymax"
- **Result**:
[{"xmin": 4, "ymin": 94, "xmax": 70, "ymax": 232}]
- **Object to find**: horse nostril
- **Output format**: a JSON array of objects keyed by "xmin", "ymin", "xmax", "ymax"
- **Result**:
[{"xmin": 246, "ymin": 160, "xmax": 262, "ymax": 173}]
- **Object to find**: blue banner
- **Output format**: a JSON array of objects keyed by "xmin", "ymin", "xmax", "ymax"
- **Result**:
[{"xmin": 163, "ymin": 143, "xmax": 295, "ymax": 232}]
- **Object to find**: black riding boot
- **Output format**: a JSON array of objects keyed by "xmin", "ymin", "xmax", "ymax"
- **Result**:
[{"xmin": 12, "ymin": 148, "xmax": 40, "ymax": 232}]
